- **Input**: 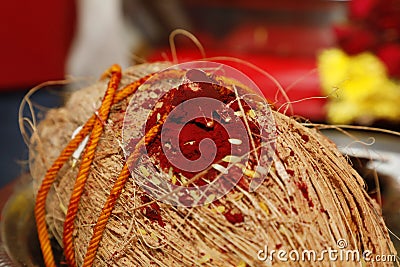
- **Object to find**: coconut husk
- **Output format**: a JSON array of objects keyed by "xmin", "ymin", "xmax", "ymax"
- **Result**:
[{"xmin": 28, "ymin": 62, "xmax": 396, "ymax": 266}]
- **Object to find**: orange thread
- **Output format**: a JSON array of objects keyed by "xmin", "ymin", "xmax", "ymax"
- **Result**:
[
  {"xmin": 35, "ymin": 117, "xmax": 96, "ymax": 267},
  {"xmin": 63, "ymin": 64, "xmax": 122, "ymax": 267},
  {"xmin": 35, "ymin": 63, "xmax": 183, "ymax": 266},
  {"xmin": 82, "ymin": 115, "xmax": 165, "ymax": 266},
  {"xmin": 35, "ymin": 67, "xmax": 154, "ymax": 266},
  {"xmin": 81, "ymin": 161, "xmax": 132, "ymax": 267}
]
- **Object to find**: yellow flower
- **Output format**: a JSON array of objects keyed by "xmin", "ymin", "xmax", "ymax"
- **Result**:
[
  {"xmin": 318, "ymin": 49, "xmax": 349, "ymax": 94},
  {"xmin": 318, "ymin": 49, "xmax": 400, "ymax": 124}
]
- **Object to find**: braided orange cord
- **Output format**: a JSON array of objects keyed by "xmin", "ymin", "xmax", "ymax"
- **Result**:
[
  {"xmin": 35, "ymin": 116, "xmax": 97, "ymax": 267},
  {"xmin": 82, "ymin": 115, "xmax": 166, "ymax": 266},
  {"xmin": 62, "ymin": 65, "xmax": 122, "ymax": 267},
  {"xmin": 34, "ymin": 68, "xmax": 155, "ymax": 266},
  {"xmin": 113, "ymin": 75, "xmax": 153, "ymax": 103},
  {"xmin": 81, "ymin": 160, "xmax": 132, "ymax": 267}
]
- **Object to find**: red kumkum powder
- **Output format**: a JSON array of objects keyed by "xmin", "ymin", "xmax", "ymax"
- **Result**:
[{"xmin": 145, "ymin": 70, "xmax": 261, "ymax": 190}]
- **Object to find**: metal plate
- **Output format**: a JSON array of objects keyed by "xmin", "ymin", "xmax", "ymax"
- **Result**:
[{"xmin": 0, "ymin": 183, "xmax": 43, "ymax": 266}]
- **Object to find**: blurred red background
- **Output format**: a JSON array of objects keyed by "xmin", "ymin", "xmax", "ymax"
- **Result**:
[{"xmin": 0, "ymin": 0, "xmax": 76, "ymax": 90}]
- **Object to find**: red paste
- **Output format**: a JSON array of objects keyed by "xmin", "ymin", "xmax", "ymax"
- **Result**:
[
  {"xmin": 145, "ymin": 70, "xmax": 261, "ymax": 189},
  {"xmin": 140, "ymin": 194, "xmax": 165, "ymax": 227}
]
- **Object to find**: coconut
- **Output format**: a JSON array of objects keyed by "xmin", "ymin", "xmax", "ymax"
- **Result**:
[{"xmin": 28, "ymin": 62, "xmax": 396, "ymax": 267}]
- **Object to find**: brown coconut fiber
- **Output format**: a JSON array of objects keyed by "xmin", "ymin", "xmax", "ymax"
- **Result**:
[{"xmin": 27, "ymin": 62, "xmax": 397, "ymax": 266}]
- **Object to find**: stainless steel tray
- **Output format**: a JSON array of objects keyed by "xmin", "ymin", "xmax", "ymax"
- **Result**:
[{"xmin": 0, "ymin": 182, "xmax": 43, "ymax": 266}]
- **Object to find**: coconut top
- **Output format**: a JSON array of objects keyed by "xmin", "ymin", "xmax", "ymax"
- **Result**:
[{"xmin": 30, "ymin": 62, "xmax": 396, "ymax": 267}]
